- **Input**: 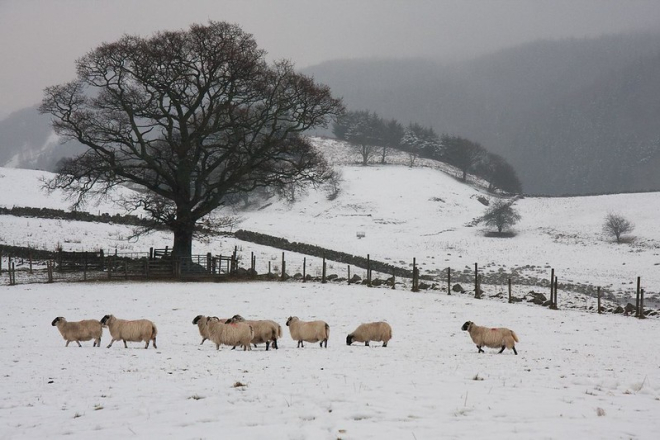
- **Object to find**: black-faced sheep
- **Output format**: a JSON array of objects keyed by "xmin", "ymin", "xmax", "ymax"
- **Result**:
[
  {"xmin": 346, "ymin": 321, "xmax": 392, "ymax": 347},
  {"xmin": 100, "ymin": 314, "xmax": 158, "ymax": 349},
  {"xmin": 192, "ymin": 315, "xmax": 223, "ymax": 345},
  {"xmin": 285, "ymin": 316, "xmax": 329, "ymax": 348},
  {"xmin": 206, "ymin": 317, "xmax": 253, "ymax": 351},
  {"xmin": 51, "ymin": 317, "xmax": 103, "ymax": 347},
  {"xmin": 226, "ymin": 314, "xmax": 282, "ymax": 350},
  {"xmin": 461, "ymin": 321, "xmax": 518, "ymax": 355}
]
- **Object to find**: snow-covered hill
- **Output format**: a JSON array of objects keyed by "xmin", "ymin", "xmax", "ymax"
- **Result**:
[{"xmin": 1, "ymin": 137, "xmax": 659, "ymax": 306}]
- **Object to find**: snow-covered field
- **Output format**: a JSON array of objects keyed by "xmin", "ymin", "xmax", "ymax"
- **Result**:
[
  {"xmin": 2, "ymin": 137, "xmax": 660, "ymax": 439},
  {"xmin": 1, "ymin": 281, "xmax": 659, "ymax": 440}
]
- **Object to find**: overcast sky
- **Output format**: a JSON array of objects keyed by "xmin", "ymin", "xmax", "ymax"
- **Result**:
[{"xmin": 1, "ymin": 0, "xmax": 659, "ymax": 119}]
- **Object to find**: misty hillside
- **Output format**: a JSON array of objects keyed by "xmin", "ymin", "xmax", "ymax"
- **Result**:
[
  {"xmin": 304, "ymin": 32, "xmax": 660, "ymax": 195},
  {"xmin": 0, "ymin": 106, "xmax": 86, "ymax": 170}
]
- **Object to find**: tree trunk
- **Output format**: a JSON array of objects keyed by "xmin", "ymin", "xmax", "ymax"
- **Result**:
[{"xmin": 171, "ymin": 222, "xmax": 195, "ymax": 259}]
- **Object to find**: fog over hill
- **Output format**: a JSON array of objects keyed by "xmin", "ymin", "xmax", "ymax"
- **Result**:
[
  {"xmin": 2, "ymin": 32, "xmax": 660, "ymax": 195},
  {"xmin": 304, "ymin": 32, "xmax": 660, "ymax": 195}
]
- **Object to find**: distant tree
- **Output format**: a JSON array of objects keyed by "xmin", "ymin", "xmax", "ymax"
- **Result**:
[
  {"xmin": 344, "ymin": 110, "xmax": 384, "ymax": 166},
  {"xmin": 40, "ymin": 21, "xmax": 343, "ymax": 259},
  {"xmin": 441, "ymin": 135, "xmax": 486, "ymax": 182},
  {"xmin": 482, "ymin": 199, "xmax": 521, "ymax": 234},
  {"xmin": 379, "ymin": 118, "xmax": 404, "ymax": 164},
  {"xmin": 602, "ymin": 213, "xmax": 634, "ymax": 243},
  {"xmin": 477, "ymin": 152, "xmax": 523, "ymax": 194}
]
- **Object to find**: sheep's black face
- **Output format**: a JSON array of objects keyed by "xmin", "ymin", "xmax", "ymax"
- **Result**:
[
  {"xmin": 461, "ymin": 321, "xmax": 472, "ymax": 331},
  {"xmin": 192, "ymin": 315, "xmax": 202, "ymax": 325},
  {"xmin": 231, "ymin": 314, "xmax": 245, "ymax": 322},
  {"xmin": 225, "ymin": 318, "xmax": 234, "ymax": 324},
  {"xmin": 346, "ymin": 335, "xmax": 353, "ymax": 346},
  {"xmin": 286, "ymin": 317, "xmax": 293, "ymax": 326},
  {"xmin": 100, "ymin": 315, "xmax": 110, "ymax": 326},
  {"xmin": 51, "ymin": 317, "xmax": 61, "ymax": 326}
]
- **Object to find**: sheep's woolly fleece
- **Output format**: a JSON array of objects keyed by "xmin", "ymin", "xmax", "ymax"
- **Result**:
[{"xmin": 1, "ymin": 281, "xmax": 659, "ymax": 439}]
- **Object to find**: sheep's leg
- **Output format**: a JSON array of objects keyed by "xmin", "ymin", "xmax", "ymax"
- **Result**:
[
  {"xmin": 272, "ymin": 339, "xmax": 278, "ymax": 350},
  {"xmin": 65, "ymin": 341, "xmax": 70, "ymax": 347},
  {"xmin": 383, "ymin": 342, "xmax": 388, "ymax": 347},
  {"xmin": 365, "ymin": 341, "xmax": 369, "ymax": 346},
  {"xmin": 298, "ymin": 340, "xmax": 304, "ymax": 348},
  {"xmin": 498, "ymin": 346, "xmax": 505, "ymax": 354},
  {"xmin": 200, "ymin": 338, "xmax": 206, "ymax": 345},
  {"xmin": 253, "ymin": 343, "xmax": 258, "ymax": 349},
  {"xmin": 215, "ymin": 343, "xmax": 220, "ymax": 350},
  {"xmin": 123, "ymin": 339, "xmax": 128, "ymax": 348},
  {"xmin": 322, "ymin": 339, "xmax": 328, "ymax": 348},
  {"xmin": 107, "ymin": 339, "xmax": 116, "ymax": 348},
  {"xmin": 266, "ymin": 341, "xmax": 270, "ymax": 351},
  {"xmin": 477, "ymin": 345, "xmax": 484, "ymax": 353},
  {"xmin": 152, "ymin": 338, "xmax": 157, "ymax": 349},
  {"xmin": 144, "ymin": 340, "xmax": 150, "ymax": 349},
  {"xmin": 512, "ymin": 346, "xmax": 517, "ymax": 355},
  {"xmin": 76, "ymin": 341, "xmax": 82, "ymax": 348}
]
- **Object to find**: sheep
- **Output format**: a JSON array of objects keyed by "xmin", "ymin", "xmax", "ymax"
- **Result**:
[
  {"xmin": 206, "ymin": 317, "xmax": 253, "ymax": 351},
  {"xmin": 100, "ymin": 314, "xmax": 158, "ymax": 349},
  {"xmin": 346, "ymin": 321, "xmax": 392, "ymax": 347},
  {"xmin": 192, "ymin": 315, "xmax": 224, "ymax": 345},
  {"xmin": 51, "ymin": 317, "xmax": 103, "ymax": 347},
  {"xmin": 226, "ymin": 314, "xmax": 282, "ymax": 350},
  {"xmin": 285, "ymin": 316, "xmax": 329, "ymax": 348},
  {"xmin": 461, "ymin": 321, "xmax": 519, "ymax": 355}
]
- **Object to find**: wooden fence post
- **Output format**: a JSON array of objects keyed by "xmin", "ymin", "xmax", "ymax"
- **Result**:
[
  {"xmin": 635, "ymin": 277, "xmax": 641, "ymax": 318},
  {"xmin": 551, "ymin": 276, "xmax": 558, "ymax": 310},
  {"xmin": 474, "ymin": 263, "xmax": 480, "ymax": 299},
  {"xmin": 508, "ymin": 278, "xmax": 512, "ymax": 303},
  {"xmin": 268, "ymin": 261, "xmax": 271, "ymax": 275},
  {"xmin": 47, "ymin": 260, "xmax": 54, "ymax": 283},
  {"xmin": 303, "ymin": 257, "xmax": 307, "ymax": 283},
  {"xmin": 447, "ymin": 267, "xmax": 451, "ymax": 295},
  {"xmin": 347, "ymin": 265, "xmax": 351, "ymax": 285},
  {"xmin": 83, "ymin": 252, "xmax": 88, "ymax": 281},
  {"xmin": 28, "ymin": 249, "xmax": 33, "ymax": 275},
  {"xmin": 367, "ymin": 254, "xmax": 372, "ymax": 287},
  {"xmin": 549, "ymin": 268, "xmax": 555, "ymax": 308},
  {"xmin": 10, "ymin": 262, "xmax": 16, "ymax": 286},
  {"xmin": 640, "ymin": 288, "xmax": 645, "ymax": 319},
  {"xmin": 391, "ymin": 267, "xmax": 396, "ymax": 290},
  {"xmin": 281, "ymin": 252, "xmax": 286, "ymax": 281},
  {"xmin": 322, "ymin": 256, "xmax": 327, "ymax": 284},
  {"xmin": 474, "ymin": 263, "xmax": 481, "ymax": 298},
  {"xmin": 100, "ymin": 249, "xmax": 105, "ymax": 271},
  {"xmin": 411, "ymin": 258, "xmax": 419, "ymax": 292},
  {"xmin": 597, "ymin": 287, "xmax": 601, "ymax": 314},
  {"xmin": 0, "ymin": 248, "xmax": 3, "ymax": 274}
]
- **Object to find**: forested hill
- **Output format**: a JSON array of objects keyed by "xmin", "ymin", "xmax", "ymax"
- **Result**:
[{"xmin": 303, "ymin": 32, "xmax": 660, "ymax": 195}]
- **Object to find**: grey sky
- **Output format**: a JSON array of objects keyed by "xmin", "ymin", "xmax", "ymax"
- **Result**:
[{"xmin": 1, "ymin": 0, "xmax": 659, "ymax": 119}]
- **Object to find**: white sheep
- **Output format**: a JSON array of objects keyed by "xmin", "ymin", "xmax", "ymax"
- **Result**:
[
  {"xmin": 192, "ymin": 315, "xmax": 223, "ymax": 345},
  {"xmin": 51, "ymin": 317, "xmax": 103, "ymax": 347},
  {"xmin": 285, "ymin": 316, "xmax": 329, "ymax": 348},
  {"xmin": 206, "ymin": 317, "xmax": 253, "ymax": 351},
  {"xmin": 226, "ymin": 314, "xmax": 282, "ymax": 350},
  {"xmin": 100, "ymin": 314, "xmax": 158, "ymax": 349},
  {"xmin": 346, "ymin": 321, "xmax": 392, "ymax": 347},
  {"xmin": 461, "ymin": 321, "xmax": 519, "ymax": 355}
]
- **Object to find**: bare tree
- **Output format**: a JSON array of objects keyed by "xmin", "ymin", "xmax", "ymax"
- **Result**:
[
  {"xmin": 481, "ymin": 199, "xmax": 521, "ymax": 234},
  {"xmin": 603, "ymin": 213, "xmax": 634, "ymax": 243},
  {"xmin": 40, "ymin": 21, "xmax": 343, "ymax": 259}
]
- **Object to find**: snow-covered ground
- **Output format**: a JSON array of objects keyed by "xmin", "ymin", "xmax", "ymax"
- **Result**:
[
  {"xmin": 1, "ymin": 138, "xmax": 660, "ymax": 438},
  {"xmin": 0, "ymin": 281, "xmax": 658, "ymax": 439}
]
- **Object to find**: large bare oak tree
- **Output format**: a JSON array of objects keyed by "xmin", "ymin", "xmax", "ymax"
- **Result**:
[{"xmin": 40, "ymin": 21, "xmax": 343, "ymax": 258}]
